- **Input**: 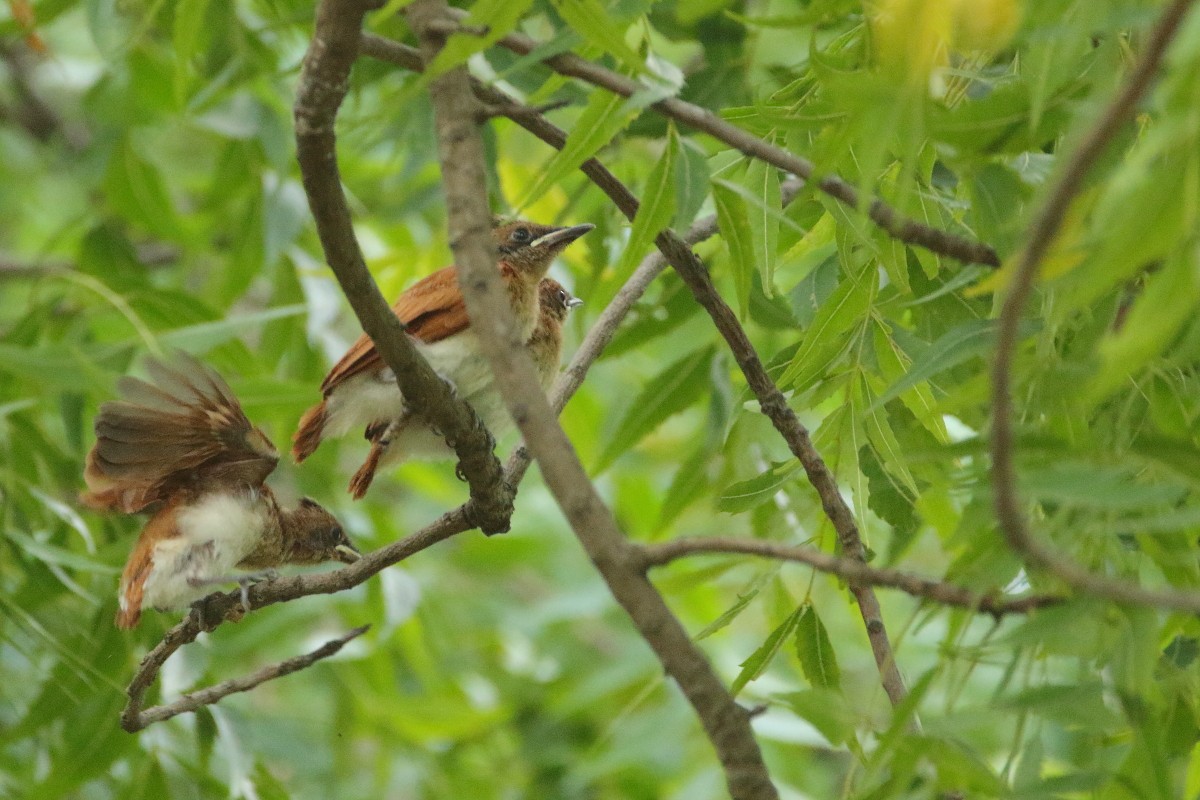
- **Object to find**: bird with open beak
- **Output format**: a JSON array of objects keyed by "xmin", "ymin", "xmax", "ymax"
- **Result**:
[
  {"xmin": 291, "ymin": 219, "xmax": 592, "ymax": 497},
  {"xmin": 82, "ymin": 354, "xmax": 360, "ymax": 629}
]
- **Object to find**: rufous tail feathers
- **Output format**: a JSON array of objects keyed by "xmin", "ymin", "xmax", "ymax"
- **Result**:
[
  {"xmin": 348, "ymin": 440, "xmax": 384, "ymax": 500},
  {"xmin": 292, "ymin": 400, "xmax": 328, "ymax": 463}
]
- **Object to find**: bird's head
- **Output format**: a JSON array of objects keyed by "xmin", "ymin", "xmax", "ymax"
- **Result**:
[
  {"xmin": 492, "ymin": 220, "xmax": 593, "ymax": 279},
  {"xmin": 538, "ymin": 278, "xmax": 583, "ymax": 324},
  {"xmin": 285, "ymin": 497, "xmax": 361, "ymax": 565}
]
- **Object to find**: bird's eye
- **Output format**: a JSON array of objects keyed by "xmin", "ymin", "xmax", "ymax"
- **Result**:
[
  {"xmin": 558, "ymin": 290, "xmax": 569, "ymax": 304},
  {"xmin": 511, "ymin": 227, "xmax": 531, "ymax": 243}
]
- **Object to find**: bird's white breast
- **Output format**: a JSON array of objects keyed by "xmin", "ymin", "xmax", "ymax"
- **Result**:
[
  {"xmin": 140, "ymin": 492, "xmax": 268, "ymax": 611},
  {"xmin": 325, "ymin": 332, "xmax": 493, "ymax": 436}
]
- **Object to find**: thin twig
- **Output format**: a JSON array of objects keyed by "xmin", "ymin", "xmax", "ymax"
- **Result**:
[
  {"xmin": 294, "ymin": 0, "xmax": 513, "ymax": 535},
  {"xmin": 991, "ymin": 0, "xmax": 1200, "ymax": 613},
  {"xmin": 122, "ymin": 626, "xmax": 369, "ymax": 732},
  {"xmin": 407, "ymin": 2, "xmax": 780, "ymax": 797},
  {"xmin": 639, "ymin": 538, "xmax": 1061, "ymax": 618}
]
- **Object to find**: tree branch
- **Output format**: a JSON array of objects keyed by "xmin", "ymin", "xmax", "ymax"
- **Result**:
[
  {"xmin": 293, "ymin": 0, "xmax": 512, "ymax": 536},
  {"xmin": 362, "ymin": 30, "xmax": 909, "ymax": 711},
  {"xmin": 990, "ymin": 0, "xmax": 1200, "ymax": 614},
  {"xmin": 639, "ymin": 538, "xmax": 1061, "ymax": 618},
  {"xmin": 407, "ymin": 2, "xmax": 780, "ymax": 797},
  {"xmin": 122, "ymin": 626, "xmax": 368, "ymax": 732}
]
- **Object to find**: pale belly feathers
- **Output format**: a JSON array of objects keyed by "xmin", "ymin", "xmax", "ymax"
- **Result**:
[
  {"xmin": 324, "ymin": 332, "xmax": 496, "ymax": 439},
  {"xmin": 139, "ymin": 492, "xmax": 268, "ymax": 611}
]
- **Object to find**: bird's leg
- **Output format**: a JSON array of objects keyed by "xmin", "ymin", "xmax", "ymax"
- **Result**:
[{"xmin": 189, "ymin": 569, "xmax": 280, "ymax": 613}]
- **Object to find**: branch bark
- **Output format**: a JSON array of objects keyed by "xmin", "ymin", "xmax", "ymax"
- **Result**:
[
  {"xmin": 990, "ymin": 0, "xmax": 1200, "ymax": 614},
  {"xmin": 639, "ymin": 538, "xmax": 1061, "ymax": 618},
  {"xmin": 122, "ymin": 626, "xmax": 368, "ymax": 732},
  {"xmin": 294, "ymin": 0, "xmax": 512, "ymax": 536},
  {"xmin": 407, "ymin": 2, "xmax": 780, "ymax": 797}
]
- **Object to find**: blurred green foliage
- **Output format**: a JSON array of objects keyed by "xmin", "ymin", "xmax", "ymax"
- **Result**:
[{"xmin": 3, "ymin": 0, "xmax": 1200, "ymax": 797}]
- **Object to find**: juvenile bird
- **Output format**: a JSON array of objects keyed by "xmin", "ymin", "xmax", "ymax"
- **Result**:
[
  {"xmin": 82, "ymin": 354, "xmax": 360, "ymax": 629},
  {"xmin": 346, "ymin": 278, "xmax": 582, "ymax": 498},
  {"xmin": 291, "ymin": 220, "xmax": 592, "ymax": 470}
]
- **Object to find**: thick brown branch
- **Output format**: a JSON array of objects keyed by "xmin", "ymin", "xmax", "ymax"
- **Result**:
[
  {"xmin": 122, "ymin": 626, "xmax": 369, "ymax": 732},
  {"xmin": 991, "ymin": 0, "xmax": 1200, "ymax": 613},
  {"xmin": 640, "ymin": 538, "xmax": 1061, "ymax": 618},
  {"xmin": 294, "ymin": 0, "xmax": 512, "ymax": 535},
  {"xmin": 407, "ymin": 3, "xmax": 780, "ymax": 797}
]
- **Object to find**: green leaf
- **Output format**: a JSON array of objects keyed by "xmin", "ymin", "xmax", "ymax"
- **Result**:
[
  {"xmin": 731, "ymin": 605, "xmax": 804, "ymax": 695},
  {"xmin": 744, "ymin": 160, "xmax": 781, "ymax": 296},
  {"xmin": 550, "ymin": 0, "xmax": 645, "ymax": 75},
  {"xmin": 871, "ymin": 319, "xmax": 1025, "ymax": 411},
  {"xmin": 1087, "ymin": 250, "xmax": 1200, "ymax": 403},
  {"xmin": 520, "ymin": 89, "xmax": 637, "ymax": 207},
  {"xmin": 1020, "ymin": 462, "xmax": 1187, "ymax": 511},
  {"xmin": 104, "ymin": 138, "xmax": 186, "ymax": 240},
  {"xmin": 712, "ymin": 178, "xmax": 755, "ymax": 319},
  {"xmin": 615, "ymin": 129, "xmax": 677, "ymax": 275},
  {"xmin": 793, "ymin": 604, "xmax": 840, "ymax": 690},
  {"xmin": 658, "ymin": 441, "xmax": 713, "ymax": 528},
  {"xmin": 672, "ymin": 135, "xmax": 710, "ymax": 229},
  {"xmin": 696, "ymin": 568, "xmax": 777, "ymax": 640},
  {"xmin": 595, "ymin": 346, "xmax": 714, "ymax": 470},
  {"xmin": 779, "ymin": 688, "xmax": 856, "ymax": 746},
  {"xmin": 716, "ymin": 460, "xmax": 800, "ymax": 514},
  {"xmin": 152, "ymin": 304, "xmax": 307, "ymax": 351},
  {"xmin": 779, "ymin": 261, "xmax": 876, "ymax": 392},
  {"xmin": 424, "ymin": 0, "xmax": 536, "ymax": 77},
  {"xmin": 172, "ymin": 0, "xmax": 210, "ymax": 104}
]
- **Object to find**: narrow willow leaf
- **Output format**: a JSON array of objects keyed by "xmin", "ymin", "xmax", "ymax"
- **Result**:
[
  {"xmin": 871, "ymin": 320, "xmax": 948, "ymax": 442},
  {"xmin": 779, "ymin": 688, "xmax": 856, "ymax": 746},
  {"xmin": 425, "ymin": 0, "xmax": 535, "ymax": 77},
  {"xmin": 731, "ymin": 605, "xmax": 804, "ymax": 695},
  {"xmin": 550, "ymin": 0, "xmax": 645, "ymax": 74},
  {"xmin": 712, "ymin": 180, "xmax": 755, "ymax": 319},
  {"xmin": 870, "ymin": 319, "xmax": 1003, "ymax": 410},
  {"xmin": 858, "ymin": 377, "xmax": 919, "ymax": 496},
  {"xmin": 779, "ymin": 264, "xmax": 876, "ymax": 392},
  {"xmin": 595, "ymin": 346, "xmax": 714, "ymax": 470},
  {"xmin": 615, "ymin": 130, "xmax": 677, "ymax": 275},
  {"xmin": 793, "ymin": 604, "xmax": 841, "ymax": 690},
  {"xmin": 520, "ymin": 89, "xmax": 634, "ymax": 207},
  {"xmin": 1087, "ymin": 251, "xmax": 1200, "ymax": 404},
  {"xmin": 696, "ymin": 568, "xmax": 777, "ymax": 640},
  {"xmin": 716, "ymin": 459, "xmax": 800, "ymax": 514},
  {"xmin": 172, "ymin": 0, "xmax": 209, "ymax": 104},
  {"xmin": 153, "ymin": 304, "xmax": 307, "ymax": 350},
  {"xmin": 659, "ymin": 441, "xmax": 712, "ymax": 528},
  {"xmin": 744, "ymin": 160, "xmax": 781, "ymax": 296},
  {"xmin": 672, "ymin": 133, "xmax": 710, "ymax": 229}
]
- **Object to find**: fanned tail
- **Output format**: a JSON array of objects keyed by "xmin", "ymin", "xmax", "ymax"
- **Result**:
[{"xmin": 82, "ymin": 352, "xmax": 277, "ymax": 512}]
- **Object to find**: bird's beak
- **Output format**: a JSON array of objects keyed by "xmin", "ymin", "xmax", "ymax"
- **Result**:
[
  {"xmin": 566, "ymin": 297, "xmax": 584, "ymax": 309},
  {"xmin": 334, "ymin": 544, "xmax": 362, "ymax": 564},
  {"xmin": 530, "ymin": 223, "xmax": 594, "ymax": 250}
]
